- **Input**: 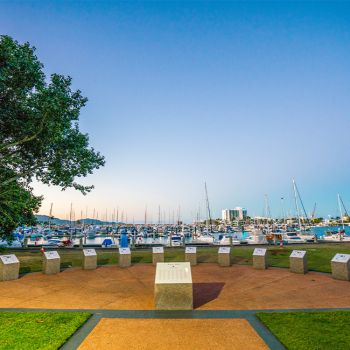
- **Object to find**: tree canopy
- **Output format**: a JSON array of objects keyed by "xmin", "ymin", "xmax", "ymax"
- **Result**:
[{"xmin": 0, "ymin": 35, "xmax": 105, "ymax": 237}]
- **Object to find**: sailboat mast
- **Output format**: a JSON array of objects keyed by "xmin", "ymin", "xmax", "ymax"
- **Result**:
[
  {"xmin": 292, "ymin": 179, "xmax": 302, "ymax": 231},
  {"xmin": 48, "ymin": 203, "xmax": 53, "ymax": 230},
  {"xmin": 338, "ymin": 194, "xmax": 345, "ymax": 229},
  {"xmin": 339, "ymin": 195, "xmax": 349, "ymax": 217},
  {"xmin": 204, "ymin": 182, "xmax": 212, "ymax": 233}
]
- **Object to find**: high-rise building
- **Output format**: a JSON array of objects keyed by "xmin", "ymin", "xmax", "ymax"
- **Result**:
[
  {"xmin": 221, "ymin": 207, "xmax": 247, "ymax": 222},
  {"xmin": 232, "ymin": 207, "xmax": 247, "ymax": 221}
]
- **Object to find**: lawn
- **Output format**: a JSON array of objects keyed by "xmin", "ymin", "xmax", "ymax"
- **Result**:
[
  {"xmin": 0, "ymin": 311, "xmax": 91, "ymax": 350},
  {"xmin": 257, "ymin": 311, "xmax": 350, "ymax": 350},
  {"xmin": 3, "ymin": 243, "xmax": 350, "ymax": 274}
]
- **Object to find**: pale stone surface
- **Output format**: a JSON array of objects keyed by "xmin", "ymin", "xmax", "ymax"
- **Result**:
[
  {"xmin": 253, "ymin": 248, "xmax": 267, "ymax": 270},
  {"xmin": 331, "ymin": 254, "xmax": 350, "ymax": 281},
  {"xmin": 152, "ymin": 247, "xmax": 164, "ymax": 265},
  {"xmin": 83, "ymin": 249, "xmax": 97, "ymax": 270},
  {"xmin": 290, "ymin": 250, "xmax": 308, "ymax": 274},
  {"xmin": 218, "ymin": 247, "xmax": 231, "ymax": 267},
  {"xmin": 185, "ymin": 247, "xmax": 197, "ymax": 266},
  {"xmin": 78, "ymin": 318, "xmax": 269, "ymax": 350},
  {"xmin": 154, "ymin": 262, "xmax": 193, "ymax": 310},
  {"xmin": 119, "ymin": 248, "xmax": 131, "ymax": 268},
  {"xmin": 43, "ymin": 251, "xmax": 60, "ymax": 275},
  {"xmin": 0, "ymin": 255, "xmax": 20, "ymax": 281}
]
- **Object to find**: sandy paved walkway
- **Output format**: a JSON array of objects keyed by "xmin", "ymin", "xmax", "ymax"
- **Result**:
[
  {"xmin": 78, "ymin": 318, "xmax": 269, "ymax": 350},
  {"xmin": 0, "ymin": 264, "xmax": 349, "ymax": 310}
]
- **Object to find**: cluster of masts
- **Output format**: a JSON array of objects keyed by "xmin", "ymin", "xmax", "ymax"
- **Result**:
[{"xmin": 46, "ymin": 179, "xmax": 348, "ymax": 229}]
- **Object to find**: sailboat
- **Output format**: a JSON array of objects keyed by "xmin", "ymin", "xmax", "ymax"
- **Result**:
[{"xmin": 321, "ymin": 194, "xmax": 350, "ymax": 242}]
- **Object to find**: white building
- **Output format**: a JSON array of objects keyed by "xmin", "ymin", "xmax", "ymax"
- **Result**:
[{"xmin": 222, "ymin": 207, "xmax": 247, "ymax": 222}]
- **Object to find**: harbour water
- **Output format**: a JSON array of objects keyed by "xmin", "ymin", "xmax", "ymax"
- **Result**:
[{"xmin": 25, "ymin": 226, "xmax": 350, "ymax": 247}]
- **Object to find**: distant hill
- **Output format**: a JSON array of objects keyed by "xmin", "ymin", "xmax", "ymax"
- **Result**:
[{"xmin": 35, "ymin": 215, "xmax": 120, "ymax": 226}]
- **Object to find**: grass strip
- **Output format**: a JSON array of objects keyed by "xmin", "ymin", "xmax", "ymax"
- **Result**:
[
  {"xmin": 0, "ymin": 311, "xmax": 91, "ymax": 350},
  {"xmin": 257, "ymin": 311, "xmax": 350, "ymax": 350}
]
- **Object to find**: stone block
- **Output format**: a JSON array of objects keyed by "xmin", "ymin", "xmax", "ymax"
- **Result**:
[
  {"xmin": 43, "ymin": 251, "xmax": 60, "ymax": 275},
  {"xmin": 185, "ymin": 247, "xmax": 197, "ymax": 266},
  {"xmin": 331, "ymin": 253, "xmax": 350, "ymax": 281},
  {"xmin": 154, "ymin": 262, "xmax": 192, "ymax": 310},
  {"xmin": 289, "ymin": 250, "xmax": 308, "ymax": 274},
  {"xmin": 218, "ymin": 247, "xmax": 231, "ymax": 267},
  {"xmin": 0, "ymin": 254, "xmax": 20, "ymax": 281},
  {"xmin": 253, "ymin": 248, "xmax": 267, "ymax": 270},
  {"xmin": 152, "ymin": 247, "xmax": 164, "ymax": 266},
  {"xmin": 83, "ymin": 249, "xmax": 97, "ymax": 270},
  {"xmin": 119, "ymin": 247, "xmax": 131, "ymax": 267}
]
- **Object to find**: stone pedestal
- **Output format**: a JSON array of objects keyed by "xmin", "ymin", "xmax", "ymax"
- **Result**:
[
  {"xmin": 218, "ymin": 247, "xmax": 231, "ymax": 267},
  {"xmin": 83, "ymin": 249, "xmax": 97, "ymax": 270},
  {"xmin": 331, "ymin": 253, "xmax": 350, "ymax": 281},
  {"xmin": 43, "ymin": 251, "xmax": 60, "ymax": 275},
  {"xmin": 152, "ymin": 247, "xmax": 164, "ymax": 265},
  {"xmin": 0, "ymin": 255, "xmax": 20, "ymax": 281},
  {"xmin": 154, "ymin": 262, "xmax": 193, "ymax": 310},
  {"xmin": 290, "ymin": 250, "xmax": 308, "ymax": 274},
  {"xmin": 185, "ymin": 247, "xmax": 197, "ymax": 266},
  {"xmin": 119, "ymin": 247, "xmax": 131, "ymax": 267},
  {"xmin": 253, "ymin": 248, "xmax": 267, "ymax": 269}
]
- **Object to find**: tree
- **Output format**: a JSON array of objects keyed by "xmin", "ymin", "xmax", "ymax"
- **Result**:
[
  {"xmin": 0, "ymin": 35, "xmax": 105, "ymax": 237},
  {"xmin": 0, "ymin": 168, "xmax": 41, "ymax": 238}
]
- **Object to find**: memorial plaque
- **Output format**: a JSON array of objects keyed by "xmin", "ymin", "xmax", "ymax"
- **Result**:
[
  {"xmin": 154, "ymin": 262, "xmax": 193, "ymax": 310},
  {"xmin": 253, "ymin": 248, "xmax": 266, "ymax": 256},
  {"xmin": 185, "ymin": 247, "xmax": 197, "ymax": 254},
  {"xmin": 0, "ymin": 254, "xmax": 20, "ymax": 281},
  {"xmin": 290, "ymin": 250, "xmax": 307, "ymax": 258},
  {"xmin": 218, "ymin": 247, "xmax": 231, "ymax": 266},
  {"xmin": 83, "ymin": 248, "xmax": 97, "ymax": 256},
  {"xmin": 43, "ymin": 250, "xmax": 60, "ymax": 275},
  {"xmin": 218, "ymin": 247, "xmax": 231, "ymax": 254},
  {"xmin": 331, "ymin": 253, "xmax": 350, "ymax": 281},
  {"xmin": 290, "ymin": 250, "xmax": 308, "ymax": 274},
  {"xmin": 83, "ymin": 249, "xmax": 97, "ymax": 270},
  {"xmin": 152, "ymin": 247, "xmax": 164, "ymax": 265},
  {"xmin": 119, "ymin": 247, "xmax": 131, "ymax": 255},
  {"xmin": 332, "ymin": 254, "xmax": 350, "ymax": 263},
  {"xmin": 185, "ymin": 246, "xmax": 197, "ymax": 266},
  {"xmin": 44, "ymin": 251, "xmax": 60, "ymax": 260},
  {"xmin": 153, "ymin": 247, "xmax": 164, "ymax": 254},
  {"xmin": 0, "ymin": 254, "xmax": 19, "ymax": 265},
  {"xmin": 253, "ymin": 248, "xmax": 267, "ymax": 270},
  {"xmin": 119, "ymin": 247, "xmax": 131, "ymax": 267}
]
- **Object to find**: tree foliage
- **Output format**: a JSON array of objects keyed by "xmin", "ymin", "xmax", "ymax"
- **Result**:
[{"xmin": 0, "ymin": 35, "xmax": 105, "ymax": 236}]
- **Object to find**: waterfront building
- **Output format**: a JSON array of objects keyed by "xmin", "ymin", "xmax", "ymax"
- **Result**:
[{"xmin": 222, "ymin": 207, "xmax": 247, "ymax": 223}]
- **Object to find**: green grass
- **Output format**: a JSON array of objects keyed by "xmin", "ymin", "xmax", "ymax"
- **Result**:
[
  {"xmin": 0, "ymin": 311, "xmax": 91, "ymax": 350},
  {"xmin": 257, "ymin": 311, "xmax": 350, "ymax": 350},
  {"xmin": 5, "ymin": 243, "xmax": 350, "ymax": 274}
]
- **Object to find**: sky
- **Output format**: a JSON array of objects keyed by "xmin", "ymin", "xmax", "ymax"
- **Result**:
[{"xmin": 1, "ymin": 1, "xmax": 350, "ymax": 222}]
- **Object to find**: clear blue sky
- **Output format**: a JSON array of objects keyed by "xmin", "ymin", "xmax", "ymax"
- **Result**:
[{"xmin": 1, "ymin": 1, "xmax": 350, "ymax": 222}]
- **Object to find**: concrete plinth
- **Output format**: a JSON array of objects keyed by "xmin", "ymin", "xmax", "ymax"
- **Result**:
[
  {"xmin": 152, "ymin": 247, "xmax": 164, "ymax": 266},
  {"xmin": 0, "ymin": 255, "xmax": 20, "ymax": 281},
  {"xmin": 290, "ymin": 250, "xmax": 308, "ymax": 274},
  {"xmin": 218, "ymin": 247, "xmax": 231, "ymax": 267},
  {"xmin": 83, "ymin": 249, "xmax": 97, "ymax": 270},
  {"xmin": 331, "ymin": 254, "xmax": 350, "ymax": 281},
  {"xmin": 43, "ymin": 251, "xmax": 60, "ymax": 275},
  {"xmin": 154, "ymin": 262, "xmax": 192, "ymax": 310},
  {"xmin": 185, "ymin": 247, "xmax": 197, "ymax": 266},
  {"xmin": 119, "ymin": 248, "xmax": 131, "ymax": 268},
  {"xmin": 253, "ymin": 248, "xmax": 267, "ymax": 270}
]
